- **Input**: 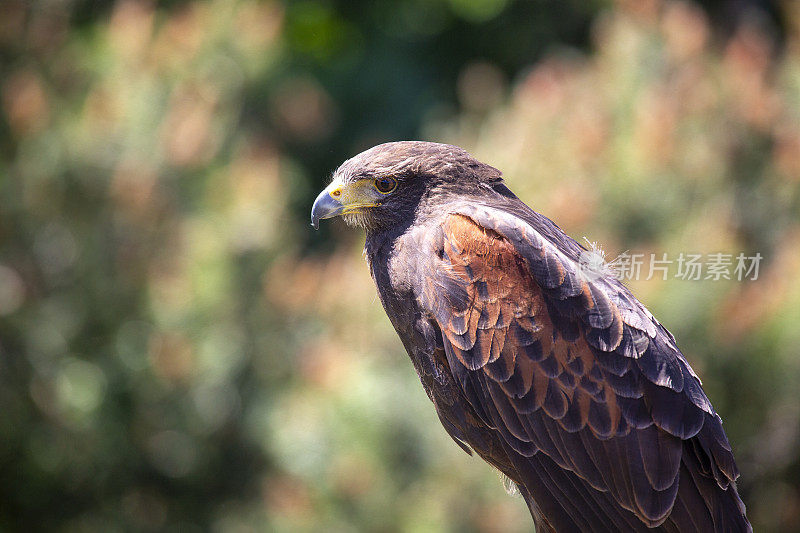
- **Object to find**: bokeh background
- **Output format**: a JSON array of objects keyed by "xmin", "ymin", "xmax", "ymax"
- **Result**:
[{"xmin": 1, "ymin": 0, "xmax": 800, "ymax": 531}]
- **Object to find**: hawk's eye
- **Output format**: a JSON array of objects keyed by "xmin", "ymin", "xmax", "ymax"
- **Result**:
[{"xmin": 374, "ymin": 177, "xmax": 397, "ymax": 194}]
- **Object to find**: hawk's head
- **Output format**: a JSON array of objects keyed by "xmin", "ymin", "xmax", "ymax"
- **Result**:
[{"xmin": 311, "ymin": 141, "xmax": 501, "ymax": 232}]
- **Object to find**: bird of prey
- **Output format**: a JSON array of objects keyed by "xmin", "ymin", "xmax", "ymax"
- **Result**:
[{"xmin": 311, "ymin": 141, "xmax": 751, "ymax": 532}]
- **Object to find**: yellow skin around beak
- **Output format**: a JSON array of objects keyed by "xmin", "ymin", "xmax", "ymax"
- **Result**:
[{"xmin": 310, "ymin": 179, "xmax": 383, "ymax": 229}]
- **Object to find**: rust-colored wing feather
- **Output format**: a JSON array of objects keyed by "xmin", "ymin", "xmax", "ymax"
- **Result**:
[{"xmin": 416, "ymin": 205, "xmax": 750, "ymax": 531}]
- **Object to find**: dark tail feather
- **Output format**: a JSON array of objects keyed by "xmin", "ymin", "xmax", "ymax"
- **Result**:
[
  {"xmin": 513, "ymin": 444, "xmax": 751, "ymax": 532},
  {"xmin": 517, "ymin": 484, "xmax": 556, "ymax": 533},
  {"xmin": 668, "ymin": 447, "xmax": 752, "ymax": 533},
  {"xmin": 515, "ymin": 450, "xmax": 653, "ymax": 532}
]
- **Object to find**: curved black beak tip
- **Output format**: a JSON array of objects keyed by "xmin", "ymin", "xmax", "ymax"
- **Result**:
[{"xmin": 310, "ymin": 188, "xmax": 344, "ymax": 230}]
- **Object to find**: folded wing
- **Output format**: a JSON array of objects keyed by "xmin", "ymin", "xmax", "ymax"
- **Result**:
[{"xmin": 416, "ymin": 204, "xmax": 749, "ymax": 531}]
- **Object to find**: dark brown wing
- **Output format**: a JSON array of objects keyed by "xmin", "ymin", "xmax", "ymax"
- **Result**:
[{"xmin": 417, "ymin": 204, "xmax": 750, "ymax": 531}]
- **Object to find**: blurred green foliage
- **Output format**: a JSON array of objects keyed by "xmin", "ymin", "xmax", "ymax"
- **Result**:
[{"xmin": 1, "ymin": 0, "xmax": 799, "ymax": 531}]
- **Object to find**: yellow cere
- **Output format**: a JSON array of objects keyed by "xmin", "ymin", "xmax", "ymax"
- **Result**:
[{"xmin": 331, "ymin": 179, "xmax": 381, "ymax": 212}]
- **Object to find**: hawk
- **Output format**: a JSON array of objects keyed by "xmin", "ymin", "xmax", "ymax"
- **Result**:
[{"xmin": 311, "ymin": 141, "xmax": 750, "ymax": 532}]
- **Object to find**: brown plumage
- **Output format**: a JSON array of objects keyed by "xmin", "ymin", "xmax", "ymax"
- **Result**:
[{"xmin": 311, "ymin": 141, "xmax": 751, "ymax": 531}]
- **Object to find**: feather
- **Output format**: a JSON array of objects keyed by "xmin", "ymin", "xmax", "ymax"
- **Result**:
[
  {"xmin": 644, "ymin": 380, "xmax": 705, "ymax": 439},
  {"xmin": 617, "ymin": 396, "xmax": 654, "ymax": 429},
  {"xmin": 636, "ymin": 336, "xmax": 685, "ymax": 392},
  {"xmin": 605, "ymin": 369, "xmax": 644, "ymax": 399},
  {"xmin": 637, "ymin": 424, "xmax": 682, "ymax": 492},
  {"xmin": 542, "ymin": 383, "xmax": 569, "ymax": 419}
]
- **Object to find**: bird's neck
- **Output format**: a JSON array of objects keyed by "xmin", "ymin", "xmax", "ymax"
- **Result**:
[{"xmin": 364, "ymin": 227, "xmax": 398, "ymax": 264}]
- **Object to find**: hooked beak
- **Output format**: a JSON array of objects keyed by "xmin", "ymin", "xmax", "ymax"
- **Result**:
[
  {"xmin": 310, "ymin": 185, "xmax": 344, "ymax": 230},
  {"xmin": 310, "ymin": 179, "xmax": 382, "ymax": 230}
]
